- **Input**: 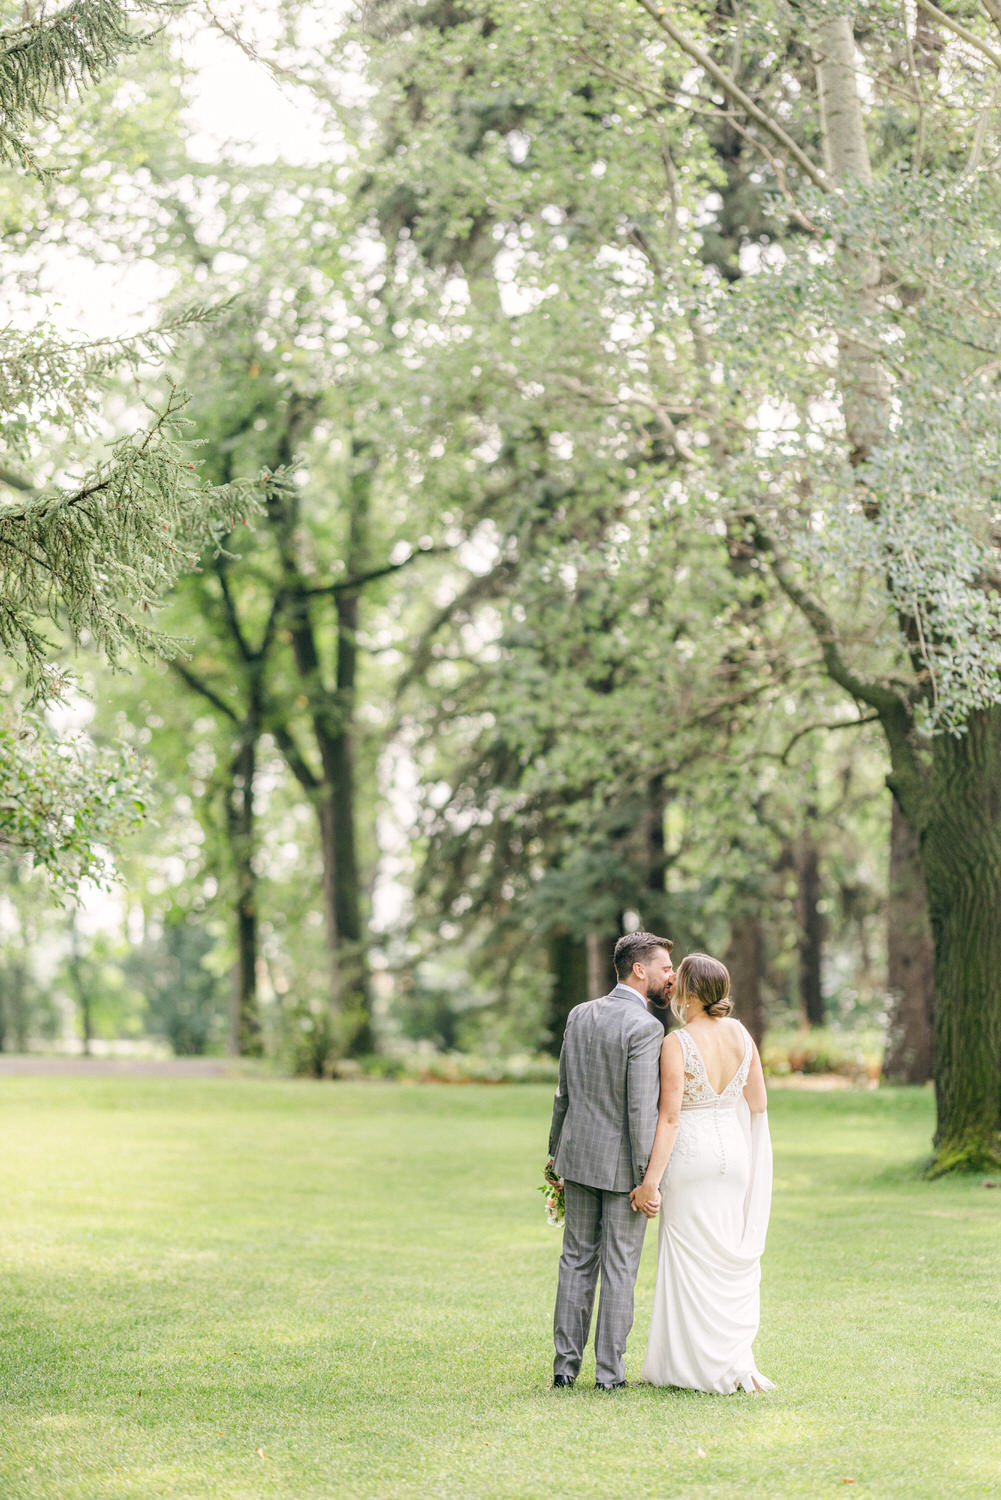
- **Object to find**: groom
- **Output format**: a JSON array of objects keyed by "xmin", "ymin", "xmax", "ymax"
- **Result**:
[{"xmin": 548, "ymin": 931, "xmax": 674, "ymax": 1390}]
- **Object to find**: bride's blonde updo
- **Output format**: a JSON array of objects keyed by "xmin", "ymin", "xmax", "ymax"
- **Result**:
[{"xmin": 672, "ymin": 953, "xmax": 733, "ymax": 1022}]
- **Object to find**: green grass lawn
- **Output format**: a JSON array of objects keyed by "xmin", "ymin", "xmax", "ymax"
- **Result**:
[{"xmin": 1, "ymin": 1078, "xmax": 999, "ymax": 1500}]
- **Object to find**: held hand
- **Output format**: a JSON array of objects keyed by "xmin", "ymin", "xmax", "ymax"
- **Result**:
[{"xmin": 630, "ymin": 1182, "xmax": 661, "ymax": 1218}]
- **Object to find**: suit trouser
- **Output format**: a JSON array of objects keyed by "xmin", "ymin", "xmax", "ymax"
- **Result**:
[{"xmin": 553, "ymin": 1179, "xmax": 648, "ymax": 1386}]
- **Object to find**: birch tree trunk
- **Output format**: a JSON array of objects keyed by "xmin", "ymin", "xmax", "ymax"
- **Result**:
[{"xmin": 815, "ymin": 14, "xmax": 890, "ymax": 470}]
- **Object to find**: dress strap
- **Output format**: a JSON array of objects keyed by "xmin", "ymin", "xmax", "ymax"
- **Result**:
[{"xmin": 735, "ymin": 1023, "xmax": 754, "ymax": 1089}]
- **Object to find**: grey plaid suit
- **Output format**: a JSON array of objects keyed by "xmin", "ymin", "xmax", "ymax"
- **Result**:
[{"xmin": 548, "ymin": 983, "xmax": 663, "ymax": 1386}]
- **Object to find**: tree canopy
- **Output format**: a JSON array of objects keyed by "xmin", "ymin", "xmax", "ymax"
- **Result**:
[{"xmin": 4, "ymin": 0, "xmax": 1001, "ymax": 1172}]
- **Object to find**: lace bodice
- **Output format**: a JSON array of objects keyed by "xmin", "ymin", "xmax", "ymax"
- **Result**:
[{"xmin": 677, "ymin": 1025, "xmax": 753, "ymax": 1111}]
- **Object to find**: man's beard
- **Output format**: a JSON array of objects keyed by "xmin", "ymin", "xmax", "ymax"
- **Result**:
[{"xmin": 648, "ymin": 978, "xmax": 673, "ymax": 1008}]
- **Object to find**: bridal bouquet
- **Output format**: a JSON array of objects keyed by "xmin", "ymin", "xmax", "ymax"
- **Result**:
[{"xmin": 540, "ymin": 1158, "xmax": 565, "ymax": 1227}]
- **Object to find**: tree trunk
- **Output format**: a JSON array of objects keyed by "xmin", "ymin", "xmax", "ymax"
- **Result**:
[
  {"xmin": 327, "ymin": 439, "xmax": 374, "ymax": 1055},
  {"xmin": 267, "ymin": 423, "xmax": 374, "ymax": 1058},
  {"xmin": 314, "ymin": 790, "xmax": 367, "ymax": 1052},
  {"xmin": 727, "ymin": 911, "xmax": 766, "ymax": 1045},
  {"xmin": 815, "ymin": 13, "xmax": 890, "ymax": 471},
  {"xmin": 644, "ymin": 774, "xmax": 668, "ymax": 918},
  {"xmin": 225, "ymin": 728, "xmax": 262, "ymax": 1058},
  {"xmin": 545, "ymin": 930, "xmax": 589, "ymax": 1054},
  {"xmin": 921, "ymin": 711, "xmax": 1001, "ymax": 1173},
  {"xmin": 883, "ymin": 795, "xmax": 934, "ymax": 1084},
  {"xmin": 797, "ymin": 837, "xmax": 825, "ymax": 1027}
]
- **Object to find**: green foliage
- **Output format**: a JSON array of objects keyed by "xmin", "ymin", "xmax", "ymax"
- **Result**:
[
  {"xmin": 760, "ymin": 1023, "xmax": 884, "ymax": 1082},
  {"xmin": 721, "ymin": 170, "xmax": 1001, "ymax": 734},
  {"xmin": 0, "ymin": 865, "xmax": 62, "ymax": 1048},
  {"xmin": 124, "ymin": 914, "xmax": 229, "ymax": 1056},
  {"xmin": 57, "ymin": 923, "xmax": 149, "ymax": 1046},
  {"xmin": 0, "ymin": 704, "xmax": 146, "ymax": 888}
]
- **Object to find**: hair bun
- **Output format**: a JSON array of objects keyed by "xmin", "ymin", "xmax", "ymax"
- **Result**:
[{"xmin": 674, "ymin": 952, "xmax": 732, "ymax": 1021}]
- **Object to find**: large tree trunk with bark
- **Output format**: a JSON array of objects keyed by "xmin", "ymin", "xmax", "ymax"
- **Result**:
[
  {"xmin": 920, "ymin": 712, "xmax": 1001, "ymax": 1172},
  {"xmin": 883, "ymin": 795, "xmax": 934, "ymax": 1084}
]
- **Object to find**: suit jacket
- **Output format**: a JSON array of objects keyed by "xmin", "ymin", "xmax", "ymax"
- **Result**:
[{"xmin": 548, "ymin": 983, "xmax": 664, "ymax": 1192}]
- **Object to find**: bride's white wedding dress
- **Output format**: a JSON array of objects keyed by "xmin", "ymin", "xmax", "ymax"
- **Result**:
[{"xmin": 642, "ymin": 1023, "xmax": 774, "ymax": 1394}]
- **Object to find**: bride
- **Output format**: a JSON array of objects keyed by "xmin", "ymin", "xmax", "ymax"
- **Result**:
[{"xmin": 635, "ymin": 952, "xmax": 774, "ymax": 1394}]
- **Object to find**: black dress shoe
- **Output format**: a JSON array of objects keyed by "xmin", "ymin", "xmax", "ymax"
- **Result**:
[
  {"xmin": 595, "ymin": 1380, "xmax": 627, "ymax": 1390},
  {"xmin": 553, "ymin": 1373, "xmax": 576, "ymax": 1388}
]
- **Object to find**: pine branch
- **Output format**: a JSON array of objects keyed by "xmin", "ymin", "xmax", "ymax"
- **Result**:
[
  {"xmin": 0, "ymin": 301, "xmax": 233, "ymax": 422},
  {"xmin": 0, "ymin": 385, "xmax": 288, "ymax": 701},
  {"xmin": 0, "ymin": 0, "xmax": 169, "ymax": 172}
]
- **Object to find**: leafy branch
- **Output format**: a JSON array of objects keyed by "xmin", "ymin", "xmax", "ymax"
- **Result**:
[{"xmin": 0, "ymin": 385, "xmax": 285, "ymax": 700}]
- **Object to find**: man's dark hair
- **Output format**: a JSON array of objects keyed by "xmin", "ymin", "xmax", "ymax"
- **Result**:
[{"xmin": 613, "ymin": 930, "xmax": 674, "ymax": 981}]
